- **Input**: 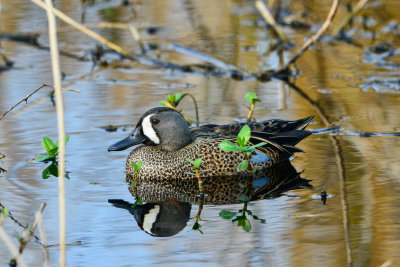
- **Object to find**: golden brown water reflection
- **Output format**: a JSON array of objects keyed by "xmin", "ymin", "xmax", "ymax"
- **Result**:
[{"xmin": 0, "ymin": 0, "xmax": 399, "ymax": 266}]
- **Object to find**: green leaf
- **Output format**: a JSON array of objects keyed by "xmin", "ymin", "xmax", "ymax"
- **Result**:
[
  {"xmin": 246, "ymin": 210, "xmax": 253, "ymax": 215},
  {"xmin": 159, "ymin": 101, "xmax": 166, "ymax": 106},
  {"xmin": 219, "ymin": 210, "xmax": 237, "ymax": 219},
  {"xmin": 237, "ymin": 125, "xmax": 251, "ymax": 146},
  {"xmin": 192, "ymin": 222, "xmax": 203, "ymax": 234},
  {"xmin": 219, "ymin": 141, "xmax": 244, "ymax": 152},
  {"xmin": 131, "ymin": 198, "xmax": 143, "ymax": 208},
  {"xmin": 48, "ymin": 147, "xmax": 58, "ymax": 157},
  {"xmin": 242, "ymin": 218, "xmax": 251, "ymax": 232},
  {"xmin": 193, "ymin": 158, "xmax": 202, "ymax": 168},
  {"xmin": 187, "ymin": 158, "xmax": 202, "ymax": 169},
  {"xmin": 246, "ymin": 142, "xmax": 267, "ymax": 152},
  {"xmin": 131, "ymin": 161, "xmax": 143, "ymax": 171},
  {"xmin": 237, "ymin": 160, "xmax": 249, "ymax": 171},
  {"xmin": 166, "ymin": 93, "xmax": 175, "ymax": 104},
  {"xmin": 42, "ymin": 137, "xmax": 56, "ymax": 153},
  {"xmin": 35, "ymin": 155, "xmax": 55, "ymax": 162},
  {"xmin": 1, "ymin": 208, "xmax": 9, "ymax": 220},
  {"xmin": 245, "ymin": 92, "xmax": 261, "ymax": 104},
  {"xmin": 175, "ymin": 93, "xmax": 183, "ymax": 103},
  {"xmin": 42, "ymin": 163, "xmax": 58, "ymax": 179},
  {"xmin": 56, "ymin": 136, "xmax": 70, "ymax": 147}
]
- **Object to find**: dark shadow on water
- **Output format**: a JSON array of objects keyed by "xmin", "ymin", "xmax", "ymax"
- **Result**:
[{"xmin": 109, "ymin": 160, "xmax": 311, "ymax": 237}]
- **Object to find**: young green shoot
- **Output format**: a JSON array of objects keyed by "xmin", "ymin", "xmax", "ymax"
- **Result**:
[
  {"xmin": 187, "ymin": 157, "xmax": 205, "ymax": 234},
  {"xmin": 192, "ymin": 193, "xmax": 204, "ymax": 234},
  {"xmin": 131, "ymin": 161, "xmax": 143, "ymax": 207},
  {"xmin": 219, "ymin": 180, "xmax": 265, "ymax": 232},
  {"xmin": 34, "ymin": 136, "xmax": 69, "ymax": 179},
  {"xmin": 35, "ymin": 136, "xmax": 69, "ymax": 163},
  {"xmin": 160, "ymin": 93, "xmax": 199, "ymax": 126},
  {"xmin": 159, "ymin": 93, "xmax": 183, "ymax": 108},
  {"xmin": 219, "ymin": 125, "xmax": 266, "ymax": 173},
  {"xmin": 245, "ymin": 92, "xmax": 261, "ymax": 122},
  {"xmin": 186, "ymin": 158, "xmax": 203, "ymax": 194}
]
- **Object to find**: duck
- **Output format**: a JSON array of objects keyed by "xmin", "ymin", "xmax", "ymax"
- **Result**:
[{"xmin": 108, "ymin": 107, "xmax": 314, "ymax": 181}]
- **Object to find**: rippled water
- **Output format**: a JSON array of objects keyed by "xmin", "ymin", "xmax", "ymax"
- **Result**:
[{"xmin": 1, "ymin": 0, "xmax": 400, "ymax": 266}]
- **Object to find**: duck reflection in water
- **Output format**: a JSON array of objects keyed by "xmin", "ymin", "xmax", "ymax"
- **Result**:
[{"xmin": 108, "ymin": 160, "xmax": 311, "ymax": 237}]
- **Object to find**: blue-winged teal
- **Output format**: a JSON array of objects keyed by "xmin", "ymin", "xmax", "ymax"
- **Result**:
[{"xmin": 108, "ymin": 107, "xmax": 314, "ymax": 180}]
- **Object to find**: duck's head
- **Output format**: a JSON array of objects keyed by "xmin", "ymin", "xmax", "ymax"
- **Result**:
[{"xmin": 108, "ymin": 107, "xmax": 192, "ymax": 152}]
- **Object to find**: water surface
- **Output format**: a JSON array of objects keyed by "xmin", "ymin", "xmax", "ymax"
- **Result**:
[{"xmin": 0, "ymin": 0, "xmax": 399, "ymax": 266}]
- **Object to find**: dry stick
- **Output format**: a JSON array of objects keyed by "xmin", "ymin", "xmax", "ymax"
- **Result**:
[
  {"xmin": 0, "ymin": 84, "xmax": 47, "ymax": 120},
  {"xmin": 0, "ymin": 227, "xmax": 28, "ymax": 267},
  {"xmin": 30, "ymin": 0, "xmax": 129, "ymax": 57},
  {"xmin": 37, "ymin": 210, "xmax": 50, "ymax": 267},
  {"xmin": 0, "ymin": 202, "xmax": 42, "ymax": 244},
  {"xmin": 9, "ymin": 203, "xmax": 46, "ymax": 265},
  {"xmin": 0, "ymin": 84, "xmax": 79, "ymax": 121},
  {"xmin": 43, "ymin": 0, "xmax": 66, "ymax": 266},
  {"xmin": 332, "ymin": 0, "xmax": 369, "ymax": 36},
  {"xmin": 128, "ymin": 24, "xmax": 146, "ymax": 54},
  {"xmin": 277, "ymin": 0, "xmax": 340, "ymax": 72},
  {"xmin": 255, "ymin": 0, "xmax": 289, "ymax": 42}
]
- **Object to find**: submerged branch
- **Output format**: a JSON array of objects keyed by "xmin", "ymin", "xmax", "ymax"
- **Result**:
[
  {"xmin": 30, "ymin": 0, "xmax": 129, "ymax": 57},
  {"xmin": 276, "ymin": 0, "xmax": 340, "ymax": 72},
  {"xmin": 332, "ymin": 0, "xmax": 369, "ymax": 37},
  {"xmin": 0, "ymin": 84, "xmax": 78, "ymax": 121},
  {"xmin": 255, "ymin": 0, "xmax": 289, "ymax": 42}
]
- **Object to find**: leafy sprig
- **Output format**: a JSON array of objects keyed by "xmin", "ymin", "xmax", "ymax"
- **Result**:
[
  {"xmin": 245, "ymin": 92, "xmax": 261, "ymax": 122},
  {"xmin": 219, "ymin": 125, "xmax": 266, "ymax": 172}
]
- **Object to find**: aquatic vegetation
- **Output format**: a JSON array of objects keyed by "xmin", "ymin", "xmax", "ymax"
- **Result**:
[
  {"xmin": 34, "ymin": 136, "xmax": 69, "ymax": 179},
  {"xmin": 245, "ymin": 92, "xmax": 261, "ymax": 122},
  {"xmin": 160, "ymin": 93, "xmax": 199, "ymax": 126},
  {"xmin": 187, "ymin": 157, "xmax": 205, "ymax": 234},
  {"xmin": 130, "ymin": 161, "xmax": 143, "ymax": 208},
  {"xmin": 219, "ymin": 182, "xmax": 266, "ymax": 232},
  {"xmin": 35, "ymin": 136, "xmax": 69, "ymax": 163},
  {"xmin": 159, "ymin": 93, "xmax": 183, "ymax": 108},
  {"xmin": 219, "ymin": 125, "xmax": 266, "ymax": 173},
  {"xmin": 186, "ymin": 158, "xmax": 204, "ymax": 194}
]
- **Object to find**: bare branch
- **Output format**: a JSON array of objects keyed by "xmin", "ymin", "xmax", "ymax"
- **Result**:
[{"xmin": 277, "ymin": 0, "xmax": 340, "ymax": 72}]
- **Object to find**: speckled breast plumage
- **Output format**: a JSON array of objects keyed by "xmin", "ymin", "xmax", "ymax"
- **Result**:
[{"xmin": 126, "ymin": 135, "xmax": 280, "ymax": 182}]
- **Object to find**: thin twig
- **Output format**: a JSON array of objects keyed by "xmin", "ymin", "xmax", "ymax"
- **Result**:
[
  {"xmin": 30, "ymin": 0, "xmax": 129, "ymax": 57},
  {"xmin": 0, "ymin": 227, "xmax": 28, "ymax": 267},
  {"xmin": 332, "ymin": 0, "xmax": 368, "ymax": 36},
  {"xmin": 0, "ymin": 202, "xmax": 43, "ymax": 244},
  {"xmin": 0, "ymin": 84, "xmax": 79, "ymax": 121},
  {"xmin": 277, "ymin": 0, "xmax": 340, "ymax": 72},
  {"xmin": 167, "ymin": 44, "xmax": 242, "ymax": 72},
  {"xmin": 37, "ymin": 208, "xmax": 50, "ymax": 267},
  {"xmin": 255, "ymin": 0, "xmax": 289, "ymax": 42},
  {"xmin": 9, "ymin": 203, "xmax": 46, "ymax": 265},
  {"xmin": 0, "ymin": 84, "xmax": 47, "ymax": 120},
  {"xmin": 44, "ymin": 0, "xmax": 66, "ymax": 266},
  {"xmin": 128, "ymin": 24, "xmax": 146, "ymax": 54},
  {"xmin": 19, "ymin": 203, "xmax": 46, "ymax": 250}
]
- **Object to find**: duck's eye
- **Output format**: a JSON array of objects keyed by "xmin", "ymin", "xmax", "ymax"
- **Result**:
[{"xmin": 151, "ymin": 118, "xmax": 160, "ymax": 125}]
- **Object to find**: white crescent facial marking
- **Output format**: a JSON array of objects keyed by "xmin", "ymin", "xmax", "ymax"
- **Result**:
[
  {"xmin": 142, "ymin": 114, "xmax": 160, "ymax": 144},
  {"xmin": 142, "ymin": 205, "xmax": 160, "ymax": 234}
]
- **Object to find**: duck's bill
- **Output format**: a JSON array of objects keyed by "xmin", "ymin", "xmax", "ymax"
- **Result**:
[{"xmin": 108, "ymin": 126, "xmax": 145, "ymax": 151}]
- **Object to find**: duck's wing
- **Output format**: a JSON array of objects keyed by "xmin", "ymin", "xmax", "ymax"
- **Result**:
[
  {"xmin": 190, "ymin": 116, "xmax": 314, "ymax": 158},
  {"xmin": 250, "ymin": 129, "xmax": 312, "ymax": 154},
  {"xmin": 191, "ymin": 115, "xmax": 314, "ymax": 134}
]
